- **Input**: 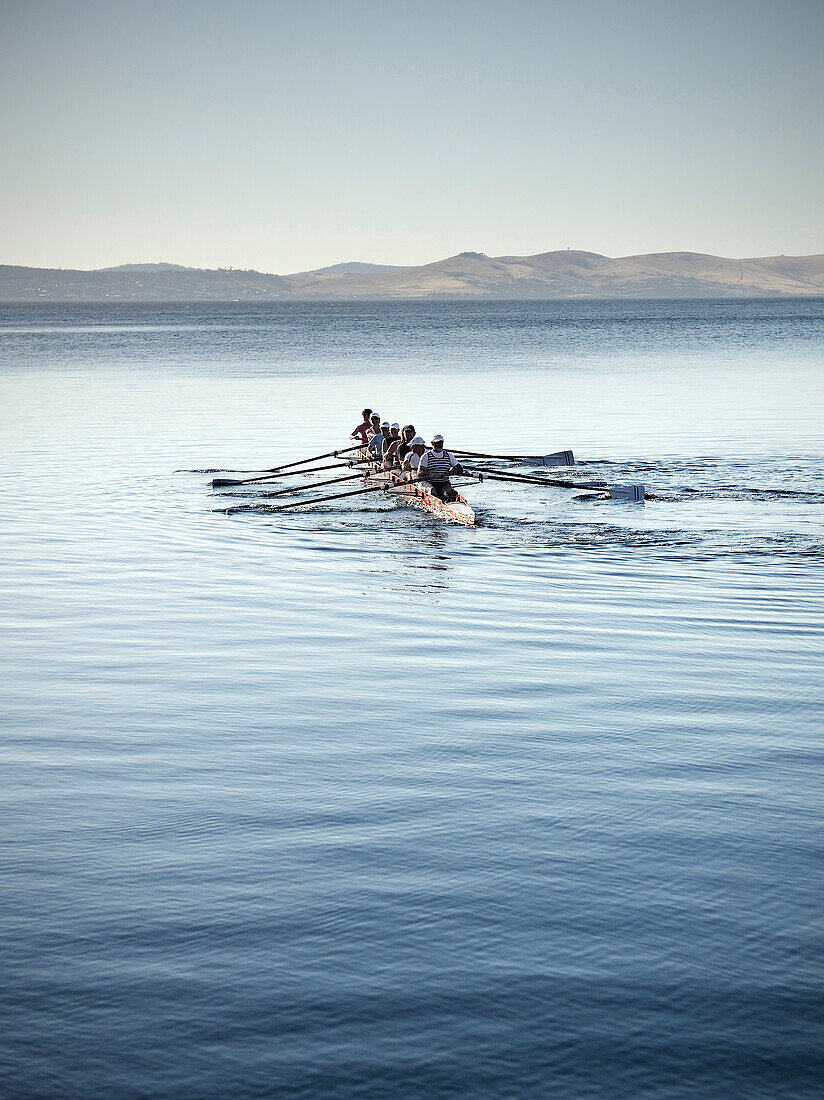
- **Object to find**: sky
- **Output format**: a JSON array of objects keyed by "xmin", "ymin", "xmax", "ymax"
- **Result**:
[{"xmin": 1, "ymin": 0, "xmax": 823, "ymax": 272}]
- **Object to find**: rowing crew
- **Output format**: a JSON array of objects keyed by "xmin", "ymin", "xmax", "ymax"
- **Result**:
[{"xmin": 350, "ymin": 407, "xmax": 465, "ymax": 502}]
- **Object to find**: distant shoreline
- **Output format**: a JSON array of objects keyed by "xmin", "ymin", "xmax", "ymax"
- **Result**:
[
  {"xmin": 2, "ymin": 250, "xmax": 823, "ymax": 301},
  {"xmin": 3, "ymin": 295, "xmax": 824, "ymax": 305}
]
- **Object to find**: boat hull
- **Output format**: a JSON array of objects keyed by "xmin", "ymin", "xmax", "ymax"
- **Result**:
[{"xmin": 355, "ymin": 449, "xmax": 475, "ymax": 525}]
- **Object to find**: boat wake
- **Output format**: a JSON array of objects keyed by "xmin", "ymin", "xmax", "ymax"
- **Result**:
[{"xmin": 206, "ymin": 447, "xmax": 824, "ymax": 562}]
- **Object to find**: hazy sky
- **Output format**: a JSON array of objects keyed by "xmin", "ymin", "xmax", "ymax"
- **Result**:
[{"xmin": 2, "ymin": 0, "xmax": 822, "ymax": 271}]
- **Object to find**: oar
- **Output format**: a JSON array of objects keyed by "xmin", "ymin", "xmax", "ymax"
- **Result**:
[
  {"xmin": 464, "ymin": 464, "xmax": 645, "ymax": 502},
  {"xmin": 227, "ymin": 476, "xmax": 427, "ymax": 514},
  {"xmin": 212, "ymin": 459, "xmax": 361, "ymax": 488},
  {"xmin": 212, "ymin": 443, "xmax": 363, "ymax": 487},
  {"xmin": 258, "ymin": 471, "xmax": 365, "ymax": 498},
  {"xmin": 455, "ymin": 448, "xmax": 575, "ymax": 467}
]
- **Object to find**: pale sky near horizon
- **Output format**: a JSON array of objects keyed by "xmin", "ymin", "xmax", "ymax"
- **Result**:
[{"xmin": 1, "ymin": 0, "xmax": 822, "ymax": 272}]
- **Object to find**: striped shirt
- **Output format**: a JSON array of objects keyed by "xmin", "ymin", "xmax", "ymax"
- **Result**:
[{"xmin": 418, "ymin": 449, "xmax": 458, "ymax": 482}]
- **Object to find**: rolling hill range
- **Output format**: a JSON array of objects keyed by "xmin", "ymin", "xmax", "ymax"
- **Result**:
[
  {"xmin": 1, "ymin": 251, "xmax": 823, "ymax": 301},
  {"xmin": 0, "ymin": 265, "xmax": 288, "ymax": 302}
]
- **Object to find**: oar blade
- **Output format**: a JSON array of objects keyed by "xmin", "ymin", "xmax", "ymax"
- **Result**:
[
  {"xmin": 211, "ymin": 477, "xmax": 243, "ymax": 487},
  {"xmin": 521, "ymin": 449, "xmax": 575, "ymax": 467},
  {"xmin": 608, "ymin": 484, "xmax": 645, "ymax": 502}
]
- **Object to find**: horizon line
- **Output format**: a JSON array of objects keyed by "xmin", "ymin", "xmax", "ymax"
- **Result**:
[{"xmin": 2, "ymin": 247, "xmax": 824, "ymax": 277}]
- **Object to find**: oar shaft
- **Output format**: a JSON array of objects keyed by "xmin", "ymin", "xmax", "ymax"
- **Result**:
[
  {"xmin": 268, "ymin": 483, "xmax": 391, "ymax": 511},
  {"xmin": 464, "ymin": 464, "xmax": 604, "ymax": 491},
  {"xmin": 214, "ymin": 460, "xmax": 353, "ymax": 487},
  {"xmin": 213, "ymin": 452, "xmax": 364, "ymax": 488},
  {"xmin": 466, "ymin": 464, "xmax": 645, "ymax": 499},
  {"xmin": 263, "ymin": 443, "xmax": 362, "ymax": 475},
  {"xmin": 454, "ymin": 449, "xmax": 528, "ymax": 460},
  {"xmin": 260, "ymin": 471, "xmax": 365, "ymax": 498},
  {"xmin": 261, "ymin": 460, "xmax": 351, "ymax": 478},
  {"xmin": 216, "ymin": 444, "xmax": 363, "ymax": 486},
  {"xmin": 454, "ymin": 448, "xmax": 575, "ymax": 467},
  {"xmin": 261, "ymin": 475, "xmax": 427, "ymax": 512}
]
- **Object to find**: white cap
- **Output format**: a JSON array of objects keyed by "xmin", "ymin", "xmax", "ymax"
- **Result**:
[
  {"xmin": 411, "ymin": 436, "xmax": 425, "ymax": 446},
  {"xmin": 370, "ymin": 412, "xmax": 380, "ymax": 419},
  {"xmin": 431, "ymin": 433, "xmax": 444, "ymax": 443},
  {"xmin": 381, "ymin": 420, "xmax": 390, "ymax": 428},
  {"xmin": 391, "ymin": 422, "xmax": 399, "ymax": 430}
]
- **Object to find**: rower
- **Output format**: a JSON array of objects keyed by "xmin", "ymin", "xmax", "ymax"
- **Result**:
[
  {"xmin": 350, "ymin": 408, "xmax": 372, "ymax": 443},
  {"xmin": 382, "ymin": 423, "xmax": 402, "ymax": 468},
  {"xmin": 368, "ymin": 419, "xmax": 389, "ymax": 460},
  {"xmin": 396, "ymin": 425, "xmax": 416, "ymax": 465},
  {"xmin": 417, "ymin": 434, "xmax": 463, "ymax": 501},
  {"xmin": 360, "ymin": 413, "xmax": 382, "ymax": 458},
  {"xmin": 401, "ymin": 435, "xmax": 426, "ymax": 479}
]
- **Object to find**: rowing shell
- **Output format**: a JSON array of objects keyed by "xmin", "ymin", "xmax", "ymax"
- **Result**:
[{"xmin": 355, "ymin": 450, "xmax": 476, "ymax": 525}]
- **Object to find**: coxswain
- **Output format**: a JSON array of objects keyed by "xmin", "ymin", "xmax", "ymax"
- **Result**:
[
  {"xmin": 382, "ymin": 423, "xmax": 402, "ymax": 468},
  {"xmin": 350, "ymin": 408, "xmax": 372, "ymax": 443},
  {"xmin": 417, "ymin": 434, "xmax": 463, "ymax": 500},
  {"xmin": 401, "ymin": 436, "xmax": 426, "ymax": 479}
]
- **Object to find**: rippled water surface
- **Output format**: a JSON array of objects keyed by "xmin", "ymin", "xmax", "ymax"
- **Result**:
[{"xmin": 2, "ymin": 300, "xmax": 824, "ymax": 1098}]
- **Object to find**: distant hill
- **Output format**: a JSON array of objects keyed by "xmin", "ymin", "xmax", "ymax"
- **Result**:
[
  {"xmin": 281, "ymin": 250, "xmax": 824, "ymax": 299},
  {"xmin": 2, "ymin": 251, "xmax": 823, "ymax": 301},
  {"xmin": 99, "ymin": 262, "xmax": 195, "ymax": 273},
  {"xmin": 0, "ymin": 265, "xmax": 288, "ymax": 301},
  {"xmin": 295, "ymin": 261, "xmax": 405, "ymax": 276}
]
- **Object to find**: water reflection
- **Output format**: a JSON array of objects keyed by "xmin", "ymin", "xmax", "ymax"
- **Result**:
[{"xmin": 359, "ymin": 523, "xmax": 464, "ymax": 592}]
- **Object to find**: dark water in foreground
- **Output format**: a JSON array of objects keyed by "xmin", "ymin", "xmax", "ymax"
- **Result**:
[{"xmin": 2, "ymin": 300, "xmax": 823, "ymax": 1097}]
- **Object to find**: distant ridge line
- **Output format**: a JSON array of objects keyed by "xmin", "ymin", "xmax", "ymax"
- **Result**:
[{"xmin": 1, "ymin": 250, "xmax": 823, "ymax": 301}]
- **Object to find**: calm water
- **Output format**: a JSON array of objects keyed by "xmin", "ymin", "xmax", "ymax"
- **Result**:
[{"xmin": 2, "ymin": 300, "xmax": 823, "ymax": 1098}]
